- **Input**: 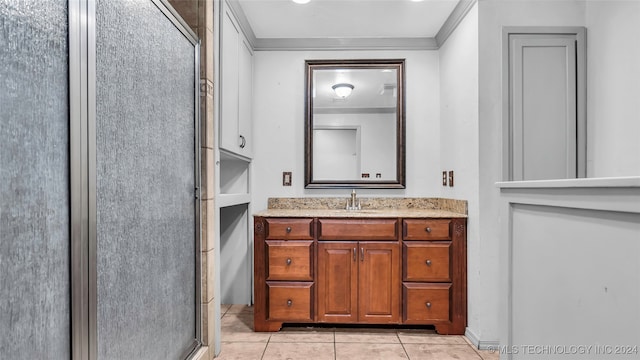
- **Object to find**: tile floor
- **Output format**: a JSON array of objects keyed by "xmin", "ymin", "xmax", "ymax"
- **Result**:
[{"xmin": 217, "ymin": 304, "xmax": 498, "ymax": 360}]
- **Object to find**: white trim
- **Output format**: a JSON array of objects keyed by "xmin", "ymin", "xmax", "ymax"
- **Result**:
[
  {"xmin": 496, "ymin": 176, "xmax": 640, "ymax": 189},
  {"xmin": 465, "ymin": 327, "xmax": 500, "ymax": 351},
  {"xmin": 253, "ymin": 37, "xmax": 438, "ymax": 51},
  {"xmin": 224, "ymin": 0, "xmax": 257, "ymax": 49},
  {"xmin": 435, "ymin": 0, "xmax": 478, "ymax": 47}
]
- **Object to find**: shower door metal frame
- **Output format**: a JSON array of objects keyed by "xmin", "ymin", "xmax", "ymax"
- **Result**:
[{"xmin": 69, "ymin": 0, "xmax": 202, "ymax": 359}]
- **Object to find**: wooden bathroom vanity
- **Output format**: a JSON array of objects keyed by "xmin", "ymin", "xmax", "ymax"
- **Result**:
[{"xmin": 253, "ymin": 200, "xmax": 467, "ymax": 335}]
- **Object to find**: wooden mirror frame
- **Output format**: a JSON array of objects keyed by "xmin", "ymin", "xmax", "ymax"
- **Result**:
[{"xmin": 304, "ymin": 59, "xmax": 406, "ymax": 189}]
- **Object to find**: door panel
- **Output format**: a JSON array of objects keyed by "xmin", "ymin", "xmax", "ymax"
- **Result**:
[
  {"xmin": 358, "ymin": 242, "xmax": 401, "ymax": 323},
  {"xmin": 509, "ymin": 34, "xmax": 580, "ymax": 180},
  {"xmin": 317, "ymin": 242, "xmax": 358, "ymax": 322},
  {"xmin": 95, "ymin": 0, "xmax": 198, "ymax": 358},
  {"xmin": 220, "ymin": 9, "xmax": 240, "ymax": 152},
  {"xmin": 0, "ymin": 2, "xmax": 70, "ymax": 357}
]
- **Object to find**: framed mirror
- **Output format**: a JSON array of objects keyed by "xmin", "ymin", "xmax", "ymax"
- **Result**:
[{"xmin": 305, "ymin": 59, "xmax": 405, "ymax": 189}]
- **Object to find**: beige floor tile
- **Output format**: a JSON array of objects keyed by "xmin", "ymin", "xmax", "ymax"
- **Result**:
[
  {"xmin": 335, "ymin": 329, "xmax": 400, "ymax": 343},
  {"xmin": 225, "ymin": 304, "xmax": 253, "ymax": 314},
  {"xmin": 397, "ymin": 331, "xmax": 468, "ymax": 345},
  {"xmin": 335, "ymin": 343, "xmax": 408, "ymax": 360},
  {"xmin": 270, "ymin": 330, "xmax": 335, "ymax": 343},
  {"xmin": 403, "ymin": 344, "xmax": 482, "ymax": 360},
  {"xmin": 220, "ymin": 314, "xmax": 271, "ymax": 343},
  {"xmin": 477, "ymin": 348, "xmax": 500, "ymax": 360},
  {"xmin": 220, "ymin": 304, "xmax": 232, "ymax": 317},
  {"xmin": 215, "ymin": 342, "xmax": 267, "ymax": 360},
  {"xmin": 262, "ymin": 342, "xmax": 335, "ymax": 360}
]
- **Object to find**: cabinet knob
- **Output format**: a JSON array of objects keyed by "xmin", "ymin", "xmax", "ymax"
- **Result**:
[
  {"xmin": 425, "ymin": 227, "xmax": 432, "ymax": 233},
  {"xmin": 425, "ymin": 302, "xmax": 432, "ymax": 309},
  {"xmin": 425, "ymin": 259, "xmax": 432, "ymax": 266},
  {"xmin": 287, "ymin": 299, "xmax": 293, "ymax": 307},
  {"xmin": 286, "ymin": 227, "xmax": 292, "ymax": 233},
  {"xmin": 286, "ymin": 258, "xmax": 292, "ymax": 265}
]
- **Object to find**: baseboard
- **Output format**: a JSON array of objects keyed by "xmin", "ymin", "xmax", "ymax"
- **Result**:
[{"xmin": 465, "ymin": 327, "xmax": 500, "ymax": 350}]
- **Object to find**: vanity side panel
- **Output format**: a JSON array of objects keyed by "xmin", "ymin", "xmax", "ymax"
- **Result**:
[
  {"xmin": 444, "ymin": 217, "xmax": 467, "ymax": 334},
  {"xmin": 253, "ymin": 217, "xmax": 282, "ymax": 331}
]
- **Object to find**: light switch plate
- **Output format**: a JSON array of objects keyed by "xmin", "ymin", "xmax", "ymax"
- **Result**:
[
  {"xmin": 283, "ymin": 171, "xmax": 292, "ymax": 186},
  {"xmin": 448, "ymin": 170, "xmax": 454, "ymax": 187},
  {"xmin": 442, "ymin": 171, "xmax": 448, "ymax": 186}
]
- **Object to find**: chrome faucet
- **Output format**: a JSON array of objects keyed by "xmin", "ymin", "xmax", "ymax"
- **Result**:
[{"xmin": 346, "ymin": 189, "xmax": 361, "ymax": 210}]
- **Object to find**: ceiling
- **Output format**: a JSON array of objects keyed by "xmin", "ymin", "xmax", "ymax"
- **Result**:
[
  {"xmin": 232, "ymin": 0, "xmax": 468, "ymax": 50},
  {"xmin": 238, "ymin": 0, "xmax": 459, "ymax": 39}
]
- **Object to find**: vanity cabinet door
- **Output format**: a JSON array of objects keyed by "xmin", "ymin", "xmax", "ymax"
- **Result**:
[
  {"xmin": 358, "ymin": 242, "xmax": 401, "ymax": 324},
  {"xmin": 317, "ymin": 242, "xmax": 358, "ymax": 323},
  {"xmin": 317, "ymin": 241, "xmax": 401, "ymax": 324}
]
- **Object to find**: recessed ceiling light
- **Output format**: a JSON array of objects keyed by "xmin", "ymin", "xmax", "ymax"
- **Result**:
[{"xmin": 292, "ymin": 0, "xmax": 311, "ymax": 4}]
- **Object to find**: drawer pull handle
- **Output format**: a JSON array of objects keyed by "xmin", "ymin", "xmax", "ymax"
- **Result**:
[
  {"xmin": 286, "ymin": 227, "xmax": 292, "ymax": 233},
  {"xmin": 425, "ymin": 259, "xmax": 432, "ymax": 266},
  {"xmin": 425, "ymin": 227, "xmax": 432, "ymax": 233},
  {"xmin": 353, "ymin": 248, "xmax": 356, "ymax": 261},
  {"xmin": 287, "ymin": 299, "xmax": 293, "ymax": 307},
  {"xmin": 426, "ymin": 302, "xmax": 432, "ymax": 309},
  {"xmin": 286, "ymin": 258, "xmax": 292, "ymax": 265},
  {"xmin": 360, "ymin": 247, "xmax": 364, "ymax": 261}
]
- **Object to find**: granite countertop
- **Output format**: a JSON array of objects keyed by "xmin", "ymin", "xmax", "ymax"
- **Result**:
[
  {"xmin": 254, "ymin": 197, "xmax": 468, "ymax": 218},
  {"xmin": 253, "ymin": 208, "xmax": 466, "ymax": 218}
]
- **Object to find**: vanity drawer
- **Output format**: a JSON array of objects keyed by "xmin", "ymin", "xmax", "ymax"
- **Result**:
[
  {"xmin": 266, "ymin": 241, "xmax": 313, "ymax": 281},
  {"xmin": 267, "ymin": 282, "xmax": 313, "ymax": 321},
  {"xmin": 403, "ymin": 242, "xmax": 451, "ymax": 282},
  {"xmin": 318, "ymin": 218, "xmax": 398, "ymax": 240},
  {"xmin": 403, "ymin": 219, "xmax": 451, "ymax": 240},
  {"xmin": 403, "ymin": 283, "xmax": 451, "ymax": 323},
  {"xmin": 266, "ymin": 218, "xmax": 314, "ymax": 240}
]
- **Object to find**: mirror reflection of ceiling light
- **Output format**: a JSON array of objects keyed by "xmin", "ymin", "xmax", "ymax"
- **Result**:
[
  {"xmin": 292, "ymin": 0, "xmax": 311, "ymax": 4},
  {"xmin": 332, "ymin": 83, "xmax": 354, "ymax": 98}
]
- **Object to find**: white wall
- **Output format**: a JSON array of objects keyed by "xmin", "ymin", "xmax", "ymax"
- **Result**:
[
  {"xmin": 438, "ymin": 2, "xmax": 482, "ymax": 345},
  {"xmin": 251, "ymin": 50, "xmax": 441, "ymax": 212},
  {"xmin": 315, "ymin": 112, "xmax": 397, "ymax": 180},
  {"xmin": 477, "ymin": 0, "xmax": 586, "ymax": 346},
  {"xmin": 477, "ymin": 0, "xmax": 640, "ymax": 349},
  {"xmin": 586, "ymin": 1, "xmax": 640, "ymax": 177},
  {"xmin": 498, "ymin": 179, "xmax": 640, "ymax": 360}
]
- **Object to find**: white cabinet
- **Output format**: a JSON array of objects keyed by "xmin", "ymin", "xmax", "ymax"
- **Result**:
[
  {"xmin": 216, "ymin": 2, "xmax": 253, "ymax": 307},
  {"xmin": 220, "ymin": 7, "xmax": 253, "ymax": 158}
]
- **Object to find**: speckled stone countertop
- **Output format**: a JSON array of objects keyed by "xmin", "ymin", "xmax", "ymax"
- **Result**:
[{"xmin": 254, "ymin": 197, "xmax": 467, "ymax": 218}]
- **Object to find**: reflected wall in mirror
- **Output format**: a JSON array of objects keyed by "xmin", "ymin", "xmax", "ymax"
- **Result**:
[{"xmin": 305, "ymin": 59, "xmax": 405, "ymax": 189}]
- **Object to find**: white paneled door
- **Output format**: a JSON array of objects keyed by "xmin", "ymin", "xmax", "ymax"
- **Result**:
[{"xmin": 505, "ymin": 29, "xmax": 586, "ymax": 181}]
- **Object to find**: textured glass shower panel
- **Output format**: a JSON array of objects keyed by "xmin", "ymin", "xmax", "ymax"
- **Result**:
[
  {"xmin": 0, "ymin": 1, "xmax": 70, "ymax": 358},
  {"xmin": 95, "ymin": 0, "xmax": 196, "ymax": 359}
]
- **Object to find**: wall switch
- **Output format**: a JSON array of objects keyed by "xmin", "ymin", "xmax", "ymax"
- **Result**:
[
  {"xmin": 283, "ymin": 171, "xmax": 292, "ymax": 186},
  {"xmin": 442, "ymin": 171, "xmax": 448, "ymax": 186},
  {"xmin": 448, "ymin": 170, "xmax": 454, "ymax": 187}
]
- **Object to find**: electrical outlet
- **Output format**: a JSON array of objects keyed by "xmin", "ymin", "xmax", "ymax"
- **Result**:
[
  {"xmin": 283, "ymin": 171, "xmax": 292, "ymax": 186},
  {"xmin": 448, "ymin": 170, "xmax": 454, "ymax": 187},
  {"xmin": 442, "ymin": 171, "xmax": 448, "ymax": 186}
]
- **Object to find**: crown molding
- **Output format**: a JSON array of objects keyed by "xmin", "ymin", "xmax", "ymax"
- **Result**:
[
  {"xmin": 225, "ymin": 0, "xmax": 258, "ymax": 48},
  {"xmin": 253, "ymin": 37, "xmax": 438, "ymax": 51},
  {"xmin": 435, "ymin": 0, "xmax": 478, "ymax": 47}
]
